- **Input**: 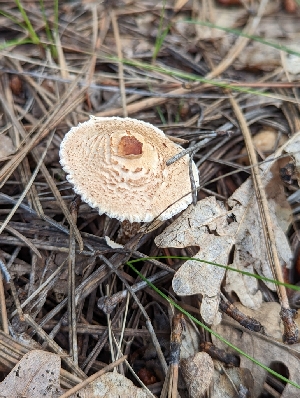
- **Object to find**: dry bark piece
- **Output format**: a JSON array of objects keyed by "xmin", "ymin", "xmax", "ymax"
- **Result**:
[
  {"xmin": 180, "ymin": 352, "xmax": 214, "ymax": 398},
  {"xmin": 60, "ymin": 116, "xmax": 199, "ymax": 223},
  {"xmin": 200, "ymin": 342, "xmax": 239, "ymax": 367}
]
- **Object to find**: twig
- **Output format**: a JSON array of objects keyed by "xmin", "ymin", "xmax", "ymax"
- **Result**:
[
  {"xmin": 68, "ymin": 197, "xmax": 80, "ymax": 365},
  {"xmin": 97, "ymin": 268, "xmax": 171, "ymax": 314},
  {"xmin": 0, "ymin": 254, "xmax": 24, "ymax": 321},
  {"xmin": 10, "ymin": 259, "xmax": 66, "ymax": 318},
  {"xmin": 81, "ymin": 300, "xmax": 127, "ymax": 373},
  {"xmin": 169, "ymin": 313, "xmax": 184, "ymax": 397},
  {"xmin": 110, "ymin": 326, "xmax": 156, "ymax": 397},
  {"xmin": 106, "ymin": 285, "xmax": 117, "ymax": 364},
  {"xmin": 0, "ymin": 260, "xmax": 9, "ymax": 334},
  {"xmin": 189, "ymin": 152, "xmax": 197, "ymax": 205},
  {"xmin": 219, "ymin": 293, "xmax": 265, "ymax": 334},
  {"xmin": 166, "ymin": 134, "xmax": 218, "ymax": 166}
]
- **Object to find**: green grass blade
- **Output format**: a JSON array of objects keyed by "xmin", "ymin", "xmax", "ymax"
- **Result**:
[
  {"xmin": 107, "ymin": 56, "xmax": 299, "ymax": 104},
  {"xmin": 156, "ymin": 106, "xmax": 167, "ymax": 124},
  {"xmin": 0, "ymin": 9, "xmax": 27, "ymax": 27},
  {"xmin": 39, "ymin": 0, "xmax": 54, "ymax": 44},
  {"xmin": 0, "ymin": 38, "xmax": 34, "ymax": 51},
  {"xmin": 185, "ymin": 19, "xmax": 300, "ymax": 58},
  {"xmin": 39, "ymin": 0, "xmax": 58, "ymax": 58},
  {"xmin": 14, "ymin": 0, "xmax": 40, "ymax": 44},
  {"xmin": 152, "ymin": 0, "xmax": 168, "ymax": 62},
  {"xmin": 127, "ymin": 260, "xmax": 300, "ymax": 391},
  {"xmin": 54, "ymin": 0, "xmax": 58, "ymax": 38},
  {"xmin": 128, "ymin": 256, "xmax": 300, "ymax": 292}
]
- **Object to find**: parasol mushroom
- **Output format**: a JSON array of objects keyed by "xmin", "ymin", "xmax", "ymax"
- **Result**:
[{"xmin": 59, "ymin": 116, "xmax": 199, "ymax": 223}]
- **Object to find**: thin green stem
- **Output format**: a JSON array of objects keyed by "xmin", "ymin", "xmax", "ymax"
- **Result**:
[
  {"xmin": 14, "ymin": 0, "xmax": 40, "ymax": 44},
  {"xmin": 128, "ymin": 256, "xmax": 300, "ymax": 292},
  {"xmin": 54, "ymin": 0, "xmax": 59, "ymax": 38},
  {"xmin": 185, "ymin": 19, "xmax": 300, "ymax": 58},
  {"xmin": 0, "ymin": 9, "xmax": 26, "ymax": 27},
  {"xmin": 153, "ymin": 0, "xmax": 169, "ymax": 62},
  {"xmin": 0, "ymin": 38, "xmax": 34, "ymax": 51},
  {"xmin": 39, "ymin": 0, "xmax": 54, "ymax": 44},
  {"xmin": 106, "ymin": 56, "xmax": 298, "ymax": 104},
  {"xmin": 127, "ymin": 260, "xmax": 300, "ymax": 391}
]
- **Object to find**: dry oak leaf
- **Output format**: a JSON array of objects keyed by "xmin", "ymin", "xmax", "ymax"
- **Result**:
[
  {"xmin": 212, "ymin": 320, "xmax": 300, "ymax": 397},
  {"xmin": 225, "ymin": 133, "xmax": 300, "ymax": 308},
  {"xmin": 211, "ymin": 366, "xmax": 254, "ymax": 398},
  {"xmin": 0, "ymin": 349, "xmax": 62, "ymax": 397},
  {"xmin": 155, "ymin": 196, "xmax": 237, "ymax": 325},
  {"xmin": 155, "ymin": 134, "xmax": 299, "ymax": 323},
  {"xmin": 77, "ymin": 372, "xmax": 149, "ymax": 398}
]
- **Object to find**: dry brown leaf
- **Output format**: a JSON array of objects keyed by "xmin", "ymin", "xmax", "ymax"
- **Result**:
[
  {"xmin": 230, "ymin": 301, "xmax": 284, "ymax": 339},
  {"xmin": 226, "ymin": 133, "xmax": 300, "ymax": 308},
  {"xmin": 156, "ymin": 133, "xmax": 300, "ymax": 323},
  {"xmin": 0, "ymin": 349, "xmax": 149, "ymax": 398},
  {"xmin": 212, "ymin": 320, "xmax": 300, "ymax": 397},
  {"xmin": 211, "ymin": 366, "xmax": 254, "ymax": 398},
  {"xmin": 155, "ymin": 196, "xmax": 237, "ymax": 324},
  {"xmin": 72, "ymin": 372, "xmax": 149, "ymax": 398},
  {"xmin": 194, "ymin": 9, "xmax": 248, "ymax": 41},
  {"xmin": 225, "ymin": 176, "xmax": 292, "ymax": 309},
  {"xmin": 239, "ymin": 127, "xmax": 288, "ymax": 166},
  {"xmin": 0, "ymin": 350, "xmax": 63, "ymax": 397}
]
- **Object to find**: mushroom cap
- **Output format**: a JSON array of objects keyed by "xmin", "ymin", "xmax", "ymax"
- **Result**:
[{"xmin": 59, "ymin": 116, "xmax": 199, "ymax": 223}]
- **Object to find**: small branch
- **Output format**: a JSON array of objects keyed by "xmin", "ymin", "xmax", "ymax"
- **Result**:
[
  {"xmin": 68, "ymin": 197, "xmax": 80, "ymax": 365},
  {"xmin": 0, "ymin": 260, "xmax": 9, "ymax": 334}
]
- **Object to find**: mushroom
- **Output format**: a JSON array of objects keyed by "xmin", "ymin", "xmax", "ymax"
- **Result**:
[{"xmin": 59, "ymin": 116, "xmax": 199, "ymax": 223}]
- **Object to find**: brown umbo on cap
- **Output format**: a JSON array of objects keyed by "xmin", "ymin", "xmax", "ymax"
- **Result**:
[{"xmin": 59, "ymin": 116, "xmax": 199, "ymax": 223}]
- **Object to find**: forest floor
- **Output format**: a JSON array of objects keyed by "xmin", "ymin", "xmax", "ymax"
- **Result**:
[{"xmin": 0, "ymin": 1, "xmax": 300, "ymax": 397}]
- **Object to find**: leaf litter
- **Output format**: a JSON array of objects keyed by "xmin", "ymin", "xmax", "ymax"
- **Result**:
[
  {"xmin": 1, "ymin": 0, "xmax": 300, "ymax": 397},
  {"xmin": 155, "ymin": 132, "xmax": 300, "ymax": 325}
]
